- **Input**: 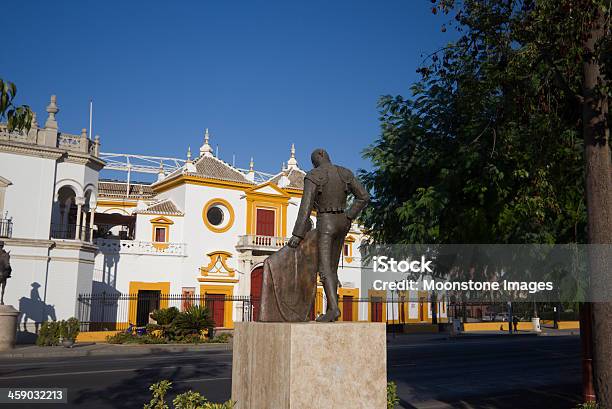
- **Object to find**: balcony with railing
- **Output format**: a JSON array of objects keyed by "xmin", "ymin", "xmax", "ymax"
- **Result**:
[
  {"xmin": 0, "ymin": 124, "xmax": 99, "ymax": 156},
  {"xmin": 94, "ymin": 238, "xmax": 187, "ymax": 256},
  {"xmin": 0, "ymin": 218, "xmax": 13, "ymax": 238},
  {"xmin": 236, "ymin": 235, "xmax": 288, "ymax": 252},
  {"xmin": 0, "ymin": 94, "xmax": 100, "ymax": 157},
  {"xmin": 51, "ymin": 223, "xmax": 92, "ymax": 242}
]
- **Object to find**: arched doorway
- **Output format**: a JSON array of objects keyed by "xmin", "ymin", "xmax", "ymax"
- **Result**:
[{"xmin": 250, "ymin": 266, "xmax": 263, "ymax": 321}]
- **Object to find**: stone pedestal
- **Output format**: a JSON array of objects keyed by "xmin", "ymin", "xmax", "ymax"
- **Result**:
[
  {"xmin": 0, "ymin": 305, "xmax": 19, "ymax": 351},
  {"xmin": 231, "ymin": 322, "xmax": 387, "ymax": 409}
]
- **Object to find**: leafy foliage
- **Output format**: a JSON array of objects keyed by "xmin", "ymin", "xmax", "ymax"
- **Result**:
[
  {"xmin": 106, "ymin": 332, "xmax": 167, "ymax": 344},
  {"xmin": 172, "ymin": 305, "xmax": 215, "ymax": 339},
  {"xmin": 387, "ymin": 381, "xmax": 399, "ymax": 409},
  {"xmin": 145, "ymin": 381, "xmax": 234, "ymax": 409},
  {"xmin": 359, "ymin": 0, "xmax": 601, "ymax": 246},
  {"xmin": 0, "ymin": 79, "xmax": 33, "ymax": 132},
  {"xmin": 151, "ymin": 307, "xmax": 180, "ymax": 326},
  {"xmin": 144, "ymin": 380, "xmax": 172, "ymax": 409},
  {"xmin": 36, "ymin": 321, "xmax": 60, "ymax": 346},
  {"xmin": 59, "ymin": 317, "xmax": 80, "ymax": 341}
]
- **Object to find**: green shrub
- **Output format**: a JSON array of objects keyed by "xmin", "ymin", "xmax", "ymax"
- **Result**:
[
  {"xmin": 151, "ymin": 307, "xmax": 180, "ymax": 326},
  {"xmin": 172, "ymin": 390, "xmax": 208, "ymax": 409},
  {"xmin": 144, "ymin": 380, "xmax": 172, "ymax": 409},
  {"xmin": 36, "ymin": 321, "xmax": 60, "ymax": 346},
  {"xmin": 211, "ymin": 333, "xmax": 232, "ymax": 343},
  {"xmin": 574, "ymin": 402, "xmax": 601, "ymax": 409},
  {"xmin": 172, "ymin": 305, "xmax": 215, "ymax": 339},
  {"xmin": 387, "ymin": 381, "xmax": 399, "ymax": 409},
  {"xmin": 59, "ymin": 317, "xmax": 80, "ymax": 341},
  {"xmin": 146, "ymin": 380, "xmax": 234, "ymax": 409},
  {"xmin": 106, "ymin": 332, "xmax": 167, "ymax": 344}
]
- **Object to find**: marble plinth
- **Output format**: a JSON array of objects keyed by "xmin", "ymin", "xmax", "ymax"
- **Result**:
[{"xmin": 231, "ymin": 321, "xmax": 387, "ymax": 409}]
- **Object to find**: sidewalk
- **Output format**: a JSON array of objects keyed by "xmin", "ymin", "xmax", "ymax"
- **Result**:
[
  {"xmin": 0, "ymin": 342, "xmax": 231, "ymax": 359},
  {"xmin": 386, "ymin": 327, "xmax": 578, "ymax": 344}
]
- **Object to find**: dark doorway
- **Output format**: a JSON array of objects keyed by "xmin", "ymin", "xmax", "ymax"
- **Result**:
[
  {"xmin": 250, "ymin": 267, "xmax": 263, "ymax": 321},
  {"xmin": 371, "ymin": 297, "xmax": 383, "ymax": 322},
  {"xmin": 342, "ymin": 295, "xmax": 354, "ymax": 321},
  {"xmin": 136, "ymin": 290, "xmax": 160, "ymax": 326},
  {"xmin": 206, "ymin": 294, "xmax": 225, "ymax": 327}
]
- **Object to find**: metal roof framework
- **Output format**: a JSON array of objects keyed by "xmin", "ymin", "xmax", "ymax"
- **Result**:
[{"xmin": 100, "ymin": 152, "xmax": 276, "ymax": 187}]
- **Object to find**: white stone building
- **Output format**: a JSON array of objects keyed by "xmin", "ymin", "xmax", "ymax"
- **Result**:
[{"xmin": 0, "ymin": 95, "xmax": 102, "ymax": 334}]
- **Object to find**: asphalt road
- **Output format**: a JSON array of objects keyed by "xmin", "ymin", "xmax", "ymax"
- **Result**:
[{"xmin": 0, "ymin": 335, "xmax": 581, "ymax": 409}]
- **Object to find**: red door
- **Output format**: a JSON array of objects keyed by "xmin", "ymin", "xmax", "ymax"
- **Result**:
[
  {"xmin": 342, "ymin": 296, "xmax": 353, "ymax": 321},
  {"xmin": 206, "ymin": 294, "xmax": 225, "ymax": 327},
  {"xmin": 250, "ymin": 267, "xmax": 263, "ymax": 321},
  {"xmin": 371, "ymin": 297, "xmax": 383, "ymax": 322},
  {"xmin": 256, "ymin": 209, "xmax": 275, "ymax": 236}
]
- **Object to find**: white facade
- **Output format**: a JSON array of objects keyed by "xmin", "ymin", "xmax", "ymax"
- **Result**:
[{"xmin": 0, "ymin": 95, "xmax": 103, "ymax": 336}]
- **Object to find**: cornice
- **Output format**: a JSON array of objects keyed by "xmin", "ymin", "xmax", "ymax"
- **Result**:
[
  {"xmin": 0, "ymin": 140, "xmax": 105, "ymax": 170},
  {"xmin": 2, "ymin": 237, "xmax": 55, "ymax": 248},
  {"xmin": 0, "ymin": 141, "xmax": 64, "ymax": 160},
  {"xmin": 61, "ymin": 152, "xmax": 106, "ymax": 171}
]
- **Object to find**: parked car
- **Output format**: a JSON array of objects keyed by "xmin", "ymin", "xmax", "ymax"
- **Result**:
[{"xmin": 493, "ymin": 313, "xmax": 509, "ymax": 321}]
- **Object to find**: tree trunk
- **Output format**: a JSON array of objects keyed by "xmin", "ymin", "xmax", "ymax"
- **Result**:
[{"xmin": 582, "ymin": 7, "xmax": 612, "ymax": 407}]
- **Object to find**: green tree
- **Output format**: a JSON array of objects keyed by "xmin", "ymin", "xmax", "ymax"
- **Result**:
[
  {"xmin": 359, "ymin": 0, "xmax": 610, "ymax": 404},
  {"xmin": 0, "ymin": 79, "xmax": 33, "ymax": 131}
]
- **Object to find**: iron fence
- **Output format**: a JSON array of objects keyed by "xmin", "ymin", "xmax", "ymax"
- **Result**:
[
  {"xmin": 76, "ymin": 292, "xmax": 577, "ymax": 332},
  {"xmin": 447, "ymin": 301, "xmax": 580, "ymax": 325},
  {"xmin": 0, "ymin": 218, "xmax": 13, "ymax": 238},
  {"xmin": 50, "ymin": 223, "xmax": 91, "ymax": 241}
]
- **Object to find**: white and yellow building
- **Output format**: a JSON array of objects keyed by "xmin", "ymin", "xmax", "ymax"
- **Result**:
[{"xmin": 1, "ymin": 95, "xmax": 446, "ymax": 335}]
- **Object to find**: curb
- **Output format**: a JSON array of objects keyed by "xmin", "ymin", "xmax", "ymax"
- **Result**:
[{"xmin": 0, "ymin": 343, "xmax": 232, "ymax": 359}]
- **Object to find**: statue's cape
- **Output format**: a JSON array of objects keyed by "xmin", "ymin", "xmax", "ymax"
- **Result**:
[{"xmin": 258, "ymin": 229, "xmax": 318, "ymax": 322}]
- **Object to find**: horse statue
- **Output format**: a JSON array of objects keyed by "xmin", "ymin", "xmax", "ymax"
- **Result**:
[{"xmin": 0, "ymin": 240, "xmax": 12, "ymax": 305}]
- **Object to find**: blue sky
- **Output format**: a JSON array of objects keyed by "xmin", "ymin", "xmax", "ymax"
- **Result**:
[{"xmin": 4, "ymin": 1, "xmax": 452, "ymax": 179}]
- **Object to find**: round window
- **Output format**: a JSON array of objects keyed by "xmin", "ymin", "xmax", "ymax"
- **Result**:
[
  {"xmin": 202, "ymin": 199, "xmax": 235, "ymax": 233},
  {"xmin": 206, "ymin": 206, "xmax": 224, "ymax": 226}
]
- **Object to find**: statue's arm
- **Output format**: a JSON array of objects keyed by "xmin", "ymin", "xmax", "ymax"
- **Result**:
[
  {"xmin": 291, "ymin": 178, "xmax": 317, "ymax": 239},
  {"xmin": 345, "ymin": 173, "xmax": 370, "ymax": 220}
]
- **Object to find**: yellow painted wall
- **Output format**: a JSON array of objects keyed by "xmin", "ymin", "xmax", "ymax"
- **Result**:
[
  {"xmin": 463, "ymin": 322, "xmax": 533, "ymax": 331},
  {"xmin": 76, "ymin": 331, "xmax": 120, "ymax": 343}
]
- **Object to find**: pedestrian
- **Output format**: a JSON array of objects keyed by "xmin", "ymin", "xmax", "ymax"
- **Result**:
[{"xmin": 513, "ymin": 315, "xmax": 519, "ymax": 332}]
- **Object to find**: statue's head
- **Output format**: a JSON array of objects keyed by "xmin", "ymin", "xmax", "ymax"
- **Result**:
[{"xmin": 311, "ymin": 149, "xmax": 331, "ymax": 168}]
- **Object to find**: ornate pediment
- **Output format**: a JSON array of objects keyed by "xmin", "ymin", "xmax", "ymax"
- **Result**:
[{"xmin": 198, "ymin": 251, "xmax": 238, "ymax": 283}]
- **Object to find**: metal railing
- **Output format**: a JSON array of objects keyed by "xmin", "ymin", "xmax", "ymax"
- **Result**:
[
  {"xmin": 50, "ymin": 223, "xmax": 91, "ymax": 241},
  {"xmin": 94, "ymin": 238, "xmax": 187, "ymax": 256},
  {"xmin": 236, "ymin": 235, "xmax": 288, "ymax": 251},
  {"xmin": 0, "ymin": 218, "xmax": 13, "ymax": 238},
  {"xmin": 0, "ymin": 124, "xmax": 99, "ymax": 156},
  {"xmin": 76, "ymin": 292, "xmax": 452, "ymax": 332},
  {"xmin": 76, "ymin": 293, "xmax": 255, "ymax": 331}
]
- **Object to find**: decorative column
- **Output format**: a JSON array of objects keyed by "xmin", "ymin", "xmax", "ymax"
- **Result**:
[
  {"xmin": 88, "ymin": 201, "xmax": 96, "ymax": 242},
  {"xmin": 75, "ymin": 196, "xmax": 85, "ymax": 240},
  {"xmin": 43, "ymin": 95, "xmax": 59, "ymax": 147}
]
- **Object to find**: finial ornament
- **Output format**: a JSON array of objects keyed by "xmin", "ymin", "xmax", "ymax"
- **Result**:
[
  {"xmin": 249, "ymin": 157, "xmax": 254, "ymax": 171},
  {"xmin": 187, "ymin": 146, "xmax": 192, "ymax": 161},
  {"xmin": 200, "ymin": 128, "xmax": 213, "ymax": 157},
  {"xmin": 287, "ymin": 143, "xmax": 298, "ymax": 170},
  {"xmin": 45, "ymin": 94, "xmax": 59, "ymax": 129}
]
